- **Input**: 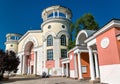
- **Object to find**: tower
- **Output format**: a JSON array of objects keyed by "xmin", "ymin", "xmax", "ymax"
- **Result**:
[
  {"xmin": 41, "ymin": 5, "xmax": 72, "ymax": 76},
  {"xmin": 5, "ymin": 33, "xmax": 22, "ymax": 53}
]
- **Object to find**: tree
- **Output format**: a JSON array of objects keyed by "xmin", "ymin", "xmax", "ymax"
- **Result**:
[
  {"xmin": 0, "ymin": 50, "xmax": 20, "ymax": 80},
  {"xmin": 75, "ymin": 13, "xmax": 99, "ymax": 36},
  {"xmin": 68, "ymin": 13, "xmax": 99, "ymax": 50},
  {"xmin": 67, "ymin": 23, "xmax": 75, "ymax": 50}
]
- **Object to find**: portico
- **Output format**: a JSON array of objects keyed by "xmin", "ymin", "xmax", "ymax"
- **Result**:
[{"xmin": 61, "ymin": 58, "xmax": 70, "ymax": 77}]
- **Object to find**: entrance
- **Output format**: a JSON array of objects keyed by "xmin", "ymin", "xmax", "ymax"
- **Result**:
[
  {"xmin": 31, "ymin": 66, "xmax": 34, "ymax": 74},
  {"xmin": 24, "ymin": 41, "xmax": 34, "ymax": 74}
]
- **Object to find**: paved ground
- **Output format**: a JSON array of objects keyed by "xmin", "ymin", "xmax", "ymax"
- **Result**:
[{"xmin": 0, "ymin": 76, "xmax": 102, "ymax": 84}]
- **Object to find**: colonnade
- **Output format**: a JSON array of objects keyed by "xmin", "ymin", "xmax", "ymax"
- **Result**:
[
  {"xmin": 74, "ymin": 48, "xmax": 100, "ymax": 80},
  {"xmin": 20, "ymin": 51, "xmax": 37, "ymax": 75}
]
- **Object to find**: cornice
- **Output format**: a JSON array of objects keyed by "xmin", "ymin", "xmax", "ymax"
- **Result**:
[
  {"xmin": 41, "ymin": 18, "xmax": 71, "ymax": 29},
  {"xmin": 18, "ymin": 30, "xmax": 42, "ymax": 42},
  {"xmin": 85, "ymin": 19, "xmax": 120, "ymax": 43}
]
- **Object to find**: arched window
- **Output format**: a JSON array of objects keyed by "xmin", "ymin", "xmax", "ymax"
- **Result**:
[
  {"xmin": 61, "ymin": 35, "xmax": 66, "ymax": 46},
  {"xmin": 47, "ymin": 35, "xmax": 53, "ymax": 46}
]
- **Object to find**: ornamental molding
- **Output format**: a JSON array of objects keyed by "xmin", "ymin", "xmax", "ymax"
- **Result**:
[{"xmin": 22, "ymin": 35, "xmax": 38, "ymax": 50}]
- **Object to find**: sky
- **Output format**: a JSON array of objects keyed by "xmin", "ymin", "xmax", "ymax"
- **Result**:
[{"xmin": 0, "ymin": 0, "xmax": 120, "ymax": 50}]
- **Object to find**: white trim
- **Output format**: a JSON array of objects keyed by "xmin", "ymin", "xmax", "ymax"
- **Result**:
[
  {"xmin": 57, "ymin": 30, "xmax": 70, "ymax": 38},
  {"xmin": 117, "ymin": 35, "xmax": 120, "ymax": 40},
  {"xmin": 100, "ymin": 64, "xmax": 120, "ymax": 84},
  {"xmin": 74, "ymin": 49, "xmax": 80, "ymax": 54},
  {"xmin": 61, "ymin": 58, "xmax": 70, "ymax": 64},
  {"xmin": 85, "ymin": 19, "xmax": 120, "ymax": 43},
  {"xmin": 44, "ymin": 31, "xmax": 56, "ymax": 39},
  {"xmin": 67, "ymin": 46, "xmax": 77, "ymax": 54},
  {"xmin": 87, "ymin": 38, "xmax": 96, "ymax": 47},
  {"xmin": 18, "ymin": 30, "xmax": 42, "ymax": 42},
  {"xmin": 76, "ymin": 30, "xmax": 88, "ymax": 45},
  {"xmin": 22, "ymin": 35, "xmax": 39, "ymax": 50},
  {"xmin": 70, "ymin": 70, "xmax": 76, "ymax": 78},
  {"xmin": 77, "ymin": 52, "xmax": 83, "ymax": 79}
]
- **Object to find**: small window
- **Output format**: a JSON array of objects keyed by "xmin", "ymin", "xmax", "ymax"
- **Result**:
[
  {"xmin": 47, "ymin": 49, "xmax": 53, "ymax": 60},
  {"xmin": 62, "ymin": 25, "xmax": 65, "ymax": 28},
  {"xmin": 61, "ymin": 35, "xmax": 66, "ymax": 46},
  {"xmin": 48, "ymin": 25, "xmax": 51, "ymax": 29},
  {"xmin": 47, "ymin": 35, "xmax": 53, "ymax": 46},
  {"xmin": 61, "ymin": 49, "xmax": 67, "ymax": 58},
  {"xmin": 82, "ymin": 66, "xmax": 87, "ymax": 73},
  {"xmin": 10, "ymin": 44, "xmax": 13, "ymax": 47}
]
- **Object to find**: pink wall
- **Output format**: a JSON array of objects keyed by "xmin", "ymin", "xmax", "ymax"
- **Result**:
[
  {"xmin": 46, "ymin": 60, "xmax": 55, "ymax": 68},
  {"xmin": 96, "ymin": 28, "xmax": 120, "ymax": 66},
  {"xmin": 68, "ymin": 51, "xmax": 75, "ymax": 70},
  {"xmin": 68, "ymin": 51, "xmax": 90, "ymax": 78}
]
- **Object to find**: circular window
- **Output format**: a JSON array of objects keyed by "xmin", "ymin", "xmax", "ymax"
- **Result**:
[
  {"xmin": 48, "ymin": 25, "xmax": 51, "ymax": 29},
  {"xmin": 10, "ymin": 44, "xmax": 13, "ymax": 47},
  {"xmin": 62, "ymin": 25, "xmax": 65, "ymax": 28},
  {"xmin": 100, "ymin": 37, "xmax": 110, "ymax": 48}
]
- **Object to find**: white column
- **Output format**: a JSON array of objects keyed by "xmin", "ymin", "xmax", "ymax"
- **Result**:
[
  {"xmin": 57, "ymin": 10, "xmax": 59, "ymax": 17},
  {"xmin": 45, "ymin": 12, "xmax": 48, "ymax": 20},
  {"xmin": 88, "ymin": 47, "xmax": 95, "ymax": 80},
  {"xmin": 34, "ymin": 51, "xmax": 37, "ymax": 75},
  {"xmin": 53, "ymin": 10, "xmax": 55, "ymax": 18},
  {"xmin": 20, "ymin": 55, "xmax": 23, "ymax": 74},
  {"xmin": 66, "ymin": 12, "xmax": 68, "ymax": 18},
  {"xmin": 66, "ymin": 63, "xmax": 69, "ymax": 77},
  {"xmin": 30, "ymin": 66, "xmax": 31, "ymax": 74},
  {"xmin": 28, "ymin": 66, "xmax": 30, "ymax": 74},
  {"xmin": 62, "ymin": 63, "xmax": 64, "ymax": 76},
  {"xmin": 94, "ymin": 53, "xmax": 100, "ymax": 78},
  {"xmin": 77, "ymin": 52, "xmax": 83, "ymax": 79},
  {"xmin": 22, "ymin": 55, "xmax": 25, "ymax": 74},
  {"xmin": 27, "ymin": 59, "xmax": 30, "ymax": 74},
  {"xmin": 74, "ymin": 54, "xmax": 78, "ymax": 78}
]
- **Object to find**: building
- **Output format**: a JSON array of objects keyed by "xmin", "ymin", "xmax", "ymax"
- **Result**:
[
  {"xmin": 5, "ymin": 5, "xmax": 72, "ymax": 76},
  {"xmin": 5, "ymin": 5, "xmax": 120, "ymax": 84},
  {"xmin": 65, "ymin": 19, "xmax": 120, "ymax": 84}
]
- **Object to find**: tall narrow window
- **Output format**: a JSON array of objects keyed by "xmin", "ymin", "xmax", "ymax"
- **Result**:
[
  {"xmin": 61, "ymin": 49, "xmax": 67, "ymax": 58},
  {"xmin": 61, "ymin": 35, "xmax": 66, "ymax": 46},
  {"xmin": 47, "ymin": 35, "xmax": 53, "ymax": 46},
  {"xmin": 47, "ymin": 49, "xmax": 53, "ymax": 60}
]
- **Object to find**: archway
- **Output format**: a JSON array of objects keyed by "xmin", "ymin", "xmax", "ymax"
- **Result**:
[
  {"xmin": 24, "ymin": 41, "xmax": 34, "ymax": 74},
  {"xmin": 76, "ymin": 30, "xmax": 88, "ymax": 46}
]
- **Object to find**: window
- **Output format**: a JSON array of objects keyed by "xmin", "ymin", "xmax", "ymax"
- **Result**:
[
  {"xmin": 10, "ymin": 44, "xmax": 13, "ymax": 47},
  {"xmin": 62, "ymin": 25, "xmax": 65, "ymax": 28},
  {"xmin": 59, "ymin": 13, "xmax": 66, "ymax": 18},
  {"xmin": 47, "ymin": 35, "xmax": 53, "ymax": 46},
  {"xmin": 61, "ymin": 49, "xmax": 67, "ymax": 58},
  {"xmin": 82, "ymin": 66, "xmax": 87, "ymax": 73},
  {"xmin": 47, "ymin": 49, "xmax": 53, "ymax": 60},
  {"xmin": 61, "ymin": 35, "xmax": 66, "ymax": 46},
  {"xmin": 48, "ymin": 25, "xmax": 51, "ymax": 29}
]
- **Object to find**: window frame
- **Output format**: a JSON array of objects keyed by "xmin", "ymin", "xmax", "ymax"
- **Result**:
[
  {"xmin": 47, "ymin": 49, "xmax": 53, "ymax": 60},
  {"xmin": 47, "ymin": 35, "xmax": 53, "ymax": 46},
  {"xmin": 60, "ymin": 35, "xmax": 66, "ymax": 46},
  {"xmin": 61, "ymin": 49, "xmax": 67, "ymax": 59}
]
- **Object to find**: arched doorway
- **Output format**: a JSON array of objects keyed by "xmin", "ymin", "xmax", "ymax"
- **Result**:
[{"xmin": 24, "ymin": 41, "xmax": 34, "ymax": 74}]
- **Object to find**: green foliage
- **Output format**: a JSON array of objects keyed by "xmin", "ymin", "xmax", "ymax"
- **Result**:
[
  {"xmin": 68, "ymin": 13, "xmax": 99, "ymax": 50},
  {"xmin": 68, "ymin": 39, "xmax": 75, "ymax": 50},
  {"xmin": 76, "ymin": 13, "xmax": 99, "ymax": 35},
  {"xmin": 0, "ymin": 50, "xmax": 20, "ymax": 80}
]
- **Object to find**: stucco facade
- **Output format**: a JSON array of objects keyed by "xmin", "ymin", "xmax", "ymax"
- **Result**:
[
  {"xmin": 64, "ymin": 19, "xmax": 120, "ymax": 84},
  {"xmin": 5, "ymin": 5, "xmax": 72, "ymax": 76},
  {"xmin": 5, "ymin": 5, "xmax": 120, "ymax": 84}
]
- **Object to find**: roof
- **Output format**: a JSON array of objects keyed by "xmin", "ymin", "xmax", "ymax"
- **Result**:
[
  {"xmin": 18, "ymin": 30, "xmax": 42, "ymax": 42},
  {"xmin": 85, "ymin": 19, "xmax": 120, "ymax": 43}
]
